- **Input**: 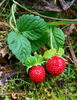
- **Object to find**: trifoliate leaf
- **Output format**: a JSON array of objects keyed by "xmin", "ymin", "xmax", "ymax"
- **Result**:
[
  {"xmin": 7, "ymin": 31, "xmax": 31, "ymax": 63},
  {"xmin": 17, "ymin": 14, "xmax": 48, "ymax": 40}
]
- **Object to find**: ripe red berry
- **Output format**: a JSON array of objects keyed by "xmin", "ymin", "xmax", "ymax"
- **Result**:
[
  {"xmin": 46, "ymin": 56, "xmax": 65, "ymax": 77},
  {"xmin": 29, "ymin": 65, "xmax": 45, "ymax": 83}
]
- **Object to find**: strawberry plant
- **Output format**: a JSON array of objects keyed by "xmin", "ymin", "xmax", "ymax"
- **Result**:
[
  {"xmin": 7, "ymin": 5, "xmax": 48, "ymax": 63},
  {"xmin": 0, "ymin": 0, "xmax": 77, "ymax": 99},
  {"xmin": 7, "ymin": 16, "xmax": 65, "ymax": 63},
  {"xmin": 7, "ymin": 4, "xmax": 66, "ymax": 83}
]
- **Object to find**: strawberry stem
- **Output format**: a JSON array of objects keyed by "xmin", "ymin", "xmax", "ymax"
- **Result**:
[
  {"xmin": 9, "ymin": 3, "xmax": 18, "ymax": 32},
  {"xmin": 50, "ymin": 27, "xmax": 53, "ymax": 49}
]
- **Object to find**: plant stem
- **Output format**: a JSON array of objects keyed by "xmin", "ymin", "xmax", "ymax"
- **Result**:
[
  {"xmin": 9, "ymin": 3, "xmax": 18, "ymax": 32},
  {"xmin": 47, "ymin": 21, "xmax": 77, "ymax": 26},
  {"xmin": 50, "ymin": 27, "xmax": 53, "ymax": 49},
  {"xmin": 0, "ymin": 0, "xmax": 6, "ymax": 7},
  {"xmin": 12, "ymin": 4, "xmax": 17, "ymax": 27},
  {"xmin": 12, "ymin": 0, "xmax": 77, "ymax": 21},
  {"xmin": 9, "ymin": 16, "xmax": 15, "ymax": 30}
]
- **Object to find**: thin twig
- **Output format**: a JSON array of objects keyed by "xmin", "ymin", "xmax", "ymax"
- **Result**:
[
  {"xmin": 66, "ymin": 24, "xmax": 77, "ymax": 67},
  {"xmin": 0, "ymin": 92, "xmax": 26, "ymax": 96},
  {"xmin": 59, "ymin": 0, "xmax": 76, "ymax": 10},
  {"xmin": 13, "ymin": 0, "xmax": 77, "ymax": 21},
  {"xmin": 66, "ymin": 37, "xmax": 77, "ymax": 67},
  {"xmin": 0, "ymin": 22, "xmax": 10, "ymax": 28},
  {"xmin": 3, "ymin": 70, "xmax": 26, "ymax": 78},
  {"xmin": 61, "ymin": 24, "xmax": 70, "ymax": 30},
  {"xmin": 0, "ymin": 0, "xmax": 6, "ymax": 7}
]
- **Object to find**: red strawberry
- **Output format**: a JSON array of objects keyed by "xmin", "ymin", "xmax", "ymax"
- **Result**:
[
  {"xmin": 46, "ymin": 56, "xmax": 65, "ymax": 77},
  {"xmin": 29, "ymin": 65, "xmax": 45, "ymax": 83}
]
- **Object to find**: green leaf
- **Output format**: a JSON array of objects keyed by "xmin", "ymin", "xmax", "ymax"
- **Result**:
[
  {"xmin": 17, "ymin": 14, "xmax": 47, "ymax": 40},
  {"xmin": 52, "ymin": 27, "xmax": 65, "ymax": 49},
  {"xmin": 31, "ymin": 33, "xmax": 49, "ymax": 53},
  {"xmin": 7, "ymin": 31, "xmax": 31, "ymax": 63},
  {"xmin": 25, "ymin": 56, "xmax": 37, "ymax": 66},
  {"xmin": 47, "ymin": 21, "xmax": 77, "ymax": 26},
  {"xmin": 43, "ymin": 48, "xmax": 56, "ymax": 59},
  {"xmin": 58, "ymin": 48, "xmax": 64, "ymax": 56},
  {"xmin": 41, "ymin": 11, "xmax": 59, "ymax": 22}
]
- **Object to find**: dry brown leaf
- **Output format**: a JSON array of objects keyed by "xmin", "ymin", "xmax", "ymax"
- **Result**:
[
  {"xmin": 11, "ymin": 90, "xmax": 26, "ymax": 99},
  {"xmin": 11, "ymin": 90, "xmax": 17, "ymax": 99},
  {"xmin": 0, "ymin": 46, "xmax": 9, "ymax": 57}
]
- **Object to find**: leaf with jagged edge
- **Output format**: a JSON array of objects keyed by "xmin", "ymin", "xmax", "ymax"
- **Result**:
[
  {"xmin": 52, "ymin": 27, "xmax": 65, "ymax": 49},
  {"xmin": 7, "ymin": 31, "xmax": 31, "ymax": 63},
  {"xmin": 17, "ymin": 14, "xmax": 48, "ymax": 40}
]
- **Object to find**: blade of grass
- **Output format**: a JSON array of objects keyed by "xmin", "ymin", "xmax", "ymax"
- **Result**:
[{"xmin": 47, "ymin": 21, "xmax": 77, "ymax": 26}]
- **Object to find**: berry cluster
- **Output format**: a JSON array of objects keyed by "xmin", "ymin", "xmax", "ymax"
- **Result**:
[{"xmin": 29, "ymin": 56, "xmax": 66, "ymax": 83}]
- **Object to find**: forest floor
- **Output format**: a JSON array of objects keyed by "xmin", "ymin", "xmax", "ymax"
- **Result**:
[{"xmin": 0, "ymin": 0, "xmax": 77, "ymax": 100}]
